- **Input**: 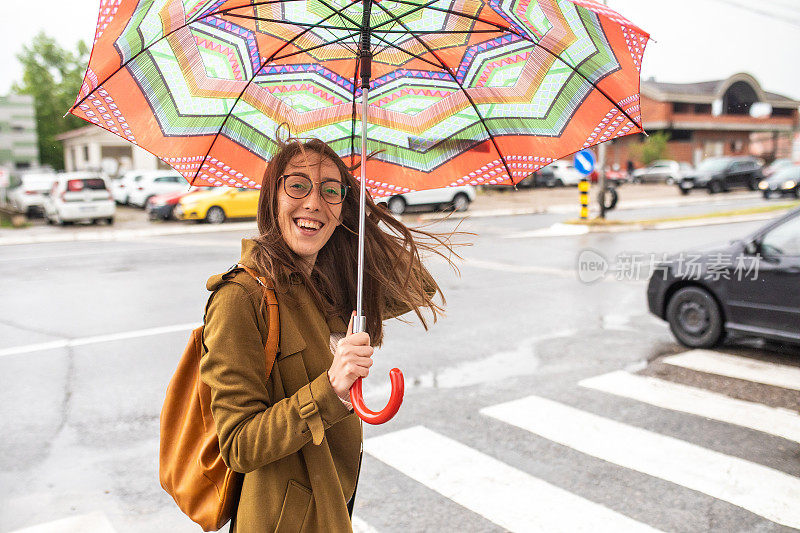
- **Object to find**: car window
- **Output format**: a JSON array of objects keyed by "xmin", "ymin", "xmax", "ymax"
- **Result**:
[
  {"xmin": 761, "ymin": 215, "xmax": 800, "ymax": 257},
  {"xmin": 67, "ymin": 178, "xmax": 106, "ymax": 191}
]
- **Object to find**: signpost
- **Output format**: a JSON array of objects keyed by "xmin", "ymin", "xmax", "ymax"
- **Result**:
[{"xmin": 574, "ymin": 149, "xmax": 594, "ymax": 220}]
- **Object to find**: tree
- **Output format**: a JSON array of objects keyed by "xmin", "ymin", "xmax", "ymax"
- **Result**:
[
  {"xmin": 631, "ymin": 131, "xmax": 671, "ymax": 166},
  {"xmin": 12, "ymin": 32, "xmax": 89, "ymax": 170}
]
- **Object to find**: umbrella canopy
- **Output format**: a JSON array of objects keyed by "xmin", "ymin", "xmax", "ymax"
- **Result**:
[{"xmin": 70, "ymin": 0, "xmax": 648, "ymax": 195}]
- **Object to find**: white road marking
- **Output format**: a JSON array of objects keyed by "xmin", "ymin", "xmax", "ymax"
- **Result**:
[
  {"xmin": 9, "ymin": 512, "xmax": 116, "ymax": 533},
  {"xmin": 0, "ymin": 322, "xmax": 200, "ymax": 358},
  {"xmin": 365, "ymin": 426, "xmax": 659, "ymax": 533},
  {"xmin": 662, "ymin": 350, "xmax": 800, "ymax": 391},
  {"xmin": 580, "ymin": 370, "xmax": 800, "ymax": 442},
  {"xmin": 505, "ymin": 223, "xmax": 589, "ymax": 239},
  {"xmin": 351, "ymin": 516, "xmax": 380, "ymax": 533},
  {"xmin": 482, "ymin": 395, "xmax": 800, "ymax": 529}
]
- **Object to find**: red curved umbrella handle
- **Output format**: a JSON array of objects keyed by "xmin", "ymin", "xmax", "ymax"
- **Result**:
[{"xmin": 349, "ymin": 368, "xmax": 404, "ymax": 425}]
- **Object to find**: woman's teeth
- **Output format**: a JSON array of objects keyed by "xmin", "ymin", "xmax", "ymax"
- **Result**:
[{"xmin": 295, "ymin": 218, "xmax": 322, "ymax": 230}]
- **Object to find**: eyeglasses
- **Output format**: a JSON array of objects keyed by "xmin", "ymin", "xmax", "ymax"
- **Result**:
[{"xmin": 279, "ymin": 174, "xmax": 349, "ymax": 205}]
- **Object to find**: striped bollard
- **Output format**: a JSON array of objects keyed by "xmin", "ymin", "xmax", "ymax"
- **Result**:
[{"xmin": 578, "ymin": 177, "xmax": 590, "ymax": 219}]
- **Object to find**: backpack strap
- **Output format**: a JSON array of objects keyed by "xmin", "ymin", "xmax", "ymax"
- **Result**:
[
  {"xmin": 202, "ymin": 265, "xmax": 280, "ymax": 379},
  {"xmin": 237, "ymin": 264, "xmax": 280, "ymax": 375}
]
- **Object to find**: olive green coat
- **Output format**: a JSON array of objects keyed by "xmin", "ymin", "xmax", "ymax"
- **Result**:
[{"xmin": 200, "ymin": 239, "xmax": 361, "ymax": 533}]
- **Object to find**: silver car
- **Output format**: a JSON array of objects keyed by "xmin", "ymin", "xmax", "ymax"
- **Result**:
[{"xmin": 632, "ymin": 160, "xmax": 693, "ymax": 185}]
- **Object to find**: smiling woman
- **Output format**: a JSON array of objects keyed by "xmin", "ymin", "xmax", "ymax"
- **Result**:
[{"xmin": 198, "ymin": 137, "xmax": 461, "ymax": 532}]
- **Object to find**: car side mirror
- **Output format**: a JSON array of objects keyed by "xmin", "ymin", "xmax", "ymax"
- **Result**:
[{"xmin": 743, "ymin": 239, "xmax": 759, "ymax": 255}]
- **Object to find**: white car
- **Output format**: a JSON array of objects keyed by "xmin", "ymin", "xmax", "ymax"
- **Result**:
[
  {"xmin": 545, "ymin": 159, "xmax": 584, "ymax": 186},
  {"xmin": 377, "ymin": 185, "xmax": 476, "ymax": 215},
  {"xmin": 44, "ymin": 173, "xmax": 116, "ymax": 225},
  {"xmin": 112, "ymin": 170, "xmax": 145, "ymax": 205},
  {"xmin": 127, "ymin": 170, "xmax": 188, "ymax": 208},
  {"xmin": 6, "ymin": 172, "xmax": 57, "ymax": 216}
]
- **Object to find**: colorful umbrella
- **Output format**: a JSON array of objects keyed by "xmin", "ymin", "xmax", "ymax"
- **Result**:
[{"xmin": 70, "ymin": 0, "xmax": 649, "ymax": 423}]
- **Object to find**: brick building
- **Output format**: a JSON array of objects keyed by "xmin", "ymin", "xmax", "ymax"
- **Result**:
[
  {"xmin": 0, "ymin": 94, "xmax": 39, "ymax": 171},
  {"xmin": 606, "ymin": 73, "xmax": 800, "ymax": 168}
]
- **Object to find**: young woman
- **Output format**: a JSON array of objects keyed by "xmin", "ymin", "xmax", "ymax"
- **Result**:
[{"xmin": 200, "ymin": 138, "xmax": 454, "ymax": 532}]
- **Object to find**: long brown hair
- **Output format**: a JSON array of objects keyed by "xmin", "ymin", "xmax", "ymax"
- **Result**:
[{"xmin": 252, "ymin": 137, "xmax": 461, "ymax": 346}]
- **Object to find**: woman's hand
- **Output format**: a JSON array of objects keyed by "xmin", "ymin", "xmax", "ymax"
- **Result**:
[{"xmin": 328, "ymin": 312, "xmax": 374, "ymax": 400}]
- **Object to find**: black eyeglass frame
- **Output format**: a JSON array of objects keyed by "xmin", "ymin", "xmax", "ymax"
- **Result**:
[{"xmin": 278, "ymin": 173, "xmax": 350, "ymax": 205}]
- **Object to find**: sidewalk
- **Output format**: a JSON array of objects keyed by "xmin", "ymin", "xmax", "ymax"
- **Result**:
[{"xmin": 0, "ymin": 185, "xmax": 767, "ymax": 246}]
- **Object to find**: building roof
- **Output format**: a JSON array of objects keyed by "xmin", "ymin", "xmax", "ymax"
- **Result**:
[{"xmin": 641, "ymin": 73, "xmax": 799, "ymax": 107}]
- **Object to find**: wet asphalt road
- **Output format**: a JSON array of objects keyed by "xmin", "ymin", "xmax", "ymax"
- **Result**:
[{"xmin": 0, "ymin": 208, "xmax": 798, "ymax": 532}]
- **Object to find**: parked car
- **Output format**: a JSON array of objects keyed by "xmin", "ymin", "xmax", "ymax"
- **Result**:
[
  {"xmin": 376, "ymin": 185, "xmax": 476, "ymax": 215},
  {"xmin": 632, "ymin": 160, "xmax": 693, "ymax": 185},
  {"xmin": 6, "ymin": 171, "xmax": 57, "ymax": 216},
  {"xmin": 43, "ymin": 173, "xmax": 116, "ymax": 226},
  {"xmin": 127, "ymin": 170, "xmax": 188, "ymax": 208},
  {"xmin": 762, "ymin": 158, "xmax": 794, "ymax": 179},
  {"xmin": 175, "ymin": 187, "xmax": 259, "ymax": 224},
  {"xmin": 146, "ymin": 186, "xmax": 214, "ymax": 220},
  {"xmin": 546, "ymin": 159, "xmax": 583, "ymax": 187},
  {"xmin": 759, "ymin": 164, "xmax": 800, "ymax": 199},
  {"xmin": 112, "ymin": 170, "xmax": 144, "ymax": 205},
  {"xmin": 647, "ymin": 206, "xmax": 800, "ymax": 348},
  {"xmin": 678, "ymin": 156, "xmax": 763, "ymax": 194}
]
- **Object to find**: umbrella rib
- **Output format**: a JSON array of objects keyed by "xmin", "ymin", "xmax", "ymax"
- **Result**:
[
  {"xmin": 189, "ymin": 0, "xmax": 363, "ymax": 186},
  {"xmin": 372, "ymin": 0, "xmax": 517, "ymax": 186},
  {"xmin": 272, "ymin": 32, "xmax": 360, "ymax": 61},
  {"xmin": 381, "ymin": 0, "xmax": 643, "ymax": 129},
  {"xmin": 70, "ymin": 0, "xmax": 308, "ymax": 111},
  {"xmin": 219, "ymin": 13, "xmax": 352, "ymax": 31},
  {"xmin": 370, "ymin": 34, "xmax": 445, "ymax": 70}
]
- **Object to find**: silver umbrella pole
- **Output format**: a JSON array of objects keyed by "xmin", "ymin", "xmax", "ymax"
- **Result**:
[{"xmin": 354, "ymin": 84, "xmax": 368, "ymax": 334}]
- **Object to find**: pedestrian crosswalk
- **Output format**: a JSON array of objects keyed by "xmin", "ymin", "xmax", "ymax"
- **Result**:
[{"xmin": 363, "ymin": 350, "xmax": 800, "ymax": 532}]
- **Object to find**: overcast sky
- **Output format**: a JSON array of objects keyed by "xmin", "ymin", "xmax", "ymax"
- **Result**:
[{"xmin": 1, "ymin": 0, "xmax": 798, "ymax": 101}]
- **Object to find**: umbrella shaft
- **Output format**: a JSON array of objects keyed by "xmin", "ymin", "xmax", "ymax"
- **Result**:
[{"xmin": 355, "ymin": 85, "xmax": 368, "ymax": 334}]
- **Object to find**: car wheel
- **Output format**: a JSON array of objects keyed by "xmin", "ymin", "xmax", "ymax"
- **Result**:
[
  {"xmin": 387, "ymin": 196, "xmax": 406, "ymax": 215},
  {"xmin": 680, "ymin": 188, "xmax": 690, "ymax": 196},
  {"xmin": 665, "ymin": 176, "xmax": 675, "ymax": 185},
  {"xmin": 452, "ymin": 193, "xmax": 470, "ymax": 212},
  {"xmin": 106, "ymin": 217, "xmax": 114, "ymax": 225},
  {"xmin": 708, "ymin": 181, "xmax": 722, "ymax": 194},
  {"xmin": 666, "ymin": 286, "xmax": 724, "ymax": 348},
  {"xmin": 555, "ymin": 178, "xmax": 565, "ymax": 187},
  {"xmin": 793, "ymin": 189, "xmax": 800, "ymax": 199},
  {"xmin": 763, "ymin": 190, "xmax": 771, "ymax": 200},
  {"xmin": 205, "ymin": 206, "xmax": 226, "ymax": 224},
  {"xmin": 747, "ymin": 177, "xmax": 760, "ymax": 191}
]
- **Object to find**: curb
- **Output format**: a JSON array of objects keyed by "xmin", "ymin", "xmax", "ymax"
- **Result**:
[
  {"xmin": 0, "ymin": 191, "xmax": 768, "ymax": 246},
  {"xmin": 0, "ymin": 221, "xmax": 257, "ymax": 246}
]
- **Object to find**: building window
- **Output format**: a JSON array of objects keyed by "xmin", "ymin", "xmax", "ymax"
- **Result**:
[
  {"xmin": 772, "ymin": 107, "xmax": 793, "ymax": 117},
  {"xmin": 83, "ymin": 145, "xmax": 89, "ymax": 161},
  {"xmin": 693, "ymin": 104, "xmax": 711, "ymax": 114},
  {"xmin": 672, "ymin": 102, "xmax": 689, "ymax": 113}
]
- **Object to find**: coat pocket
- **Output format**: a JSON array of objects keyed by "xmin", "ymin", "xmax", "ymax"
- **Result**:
[{"xmin": 274, "ymin": 480, "xmax": 312, "ymax": 533}]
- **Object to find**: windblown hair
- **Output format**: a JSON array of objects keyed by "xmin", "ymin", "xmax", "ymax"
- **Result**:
[{"xmin": 252, "ymin": 137, "xmax": 461, "ymax": 346}]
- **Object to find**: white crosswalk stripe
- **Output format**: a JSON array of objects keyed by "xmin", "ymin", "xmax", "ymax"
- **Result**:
[
  {"xmin": 579, "ymin": 370, "xmax": 800, "ymax": 443},
  {"xmin": 481, "ymin": 395, "xmax": 800, "ymax": 530},
  {"xmin": 9, "ymin": 512, "xmax": 117, "ymax": 533},
  {"xmin": 662, "ymin": 349, "xmax": 800, "ymax": 390},
  {"xmin": 365, "ymin": 425, "xmax": 660, "ymax": 533}
]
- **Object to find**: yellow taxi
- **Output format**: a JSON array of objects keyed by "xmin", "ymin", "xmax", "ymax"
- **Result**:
[{"xmin": 174, "ymin": 187, "xmax": 260, "ymax": 224}]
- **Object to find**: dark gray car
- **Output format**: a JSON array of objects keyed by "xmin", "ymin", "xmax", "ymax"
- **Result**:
[
  {"xmin": 647, "ymin": 207, "xmax": 800, "ymax": 348},
  {"xmin": 678, "ymin": 156, "xmax": 763, "ymax": 195}
]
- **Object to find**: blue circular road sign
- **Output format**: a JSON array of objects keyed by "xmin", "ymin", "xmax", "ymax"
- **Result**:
[{"xmin": 573, "ymin": 150, "xmax": 596, "ymax": 176}]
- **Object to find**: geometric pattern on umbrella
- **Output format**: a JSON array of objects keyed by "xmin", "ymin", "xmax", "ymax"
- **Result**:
[{"xmin": 71, "ymin": 0, "xmax": 648, "ymax": 196}]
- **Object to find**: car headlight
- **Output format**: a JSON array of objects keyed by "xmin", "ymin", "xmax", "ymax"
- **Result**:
[
  {"xmin": 782, "ymin": 180, "xmax": 796, "ymax": 189},
  {"xmin": 758, "ymin": 181, "xmax": 768, "ymax": 190}
]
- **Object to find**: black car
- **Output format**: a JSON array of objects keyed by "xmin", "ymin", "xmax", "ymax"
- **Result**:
[
  {"xmin": 647, "ymin": 207, "xmax": 800, "ymax": 348},
  {"xmin": 678, "ymin": 156, "xmax": 763, "ymax": 195},
  {"xmin": 760, "ymin": 164, "xmax": 800, "ymax": 199}
]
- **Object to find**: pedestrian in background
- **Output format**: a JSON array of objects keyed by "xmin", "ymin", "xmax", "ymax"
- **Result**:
[{"xmin": 200, "ymin": 137, "xmax": 457, "ymax": 532}]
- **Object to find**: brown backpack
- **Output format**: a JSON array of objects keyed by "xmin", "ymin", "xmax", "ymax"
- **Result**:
[{"xmin": 159, "ymin": 265, "xmax": 279, "ymax": 531}]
